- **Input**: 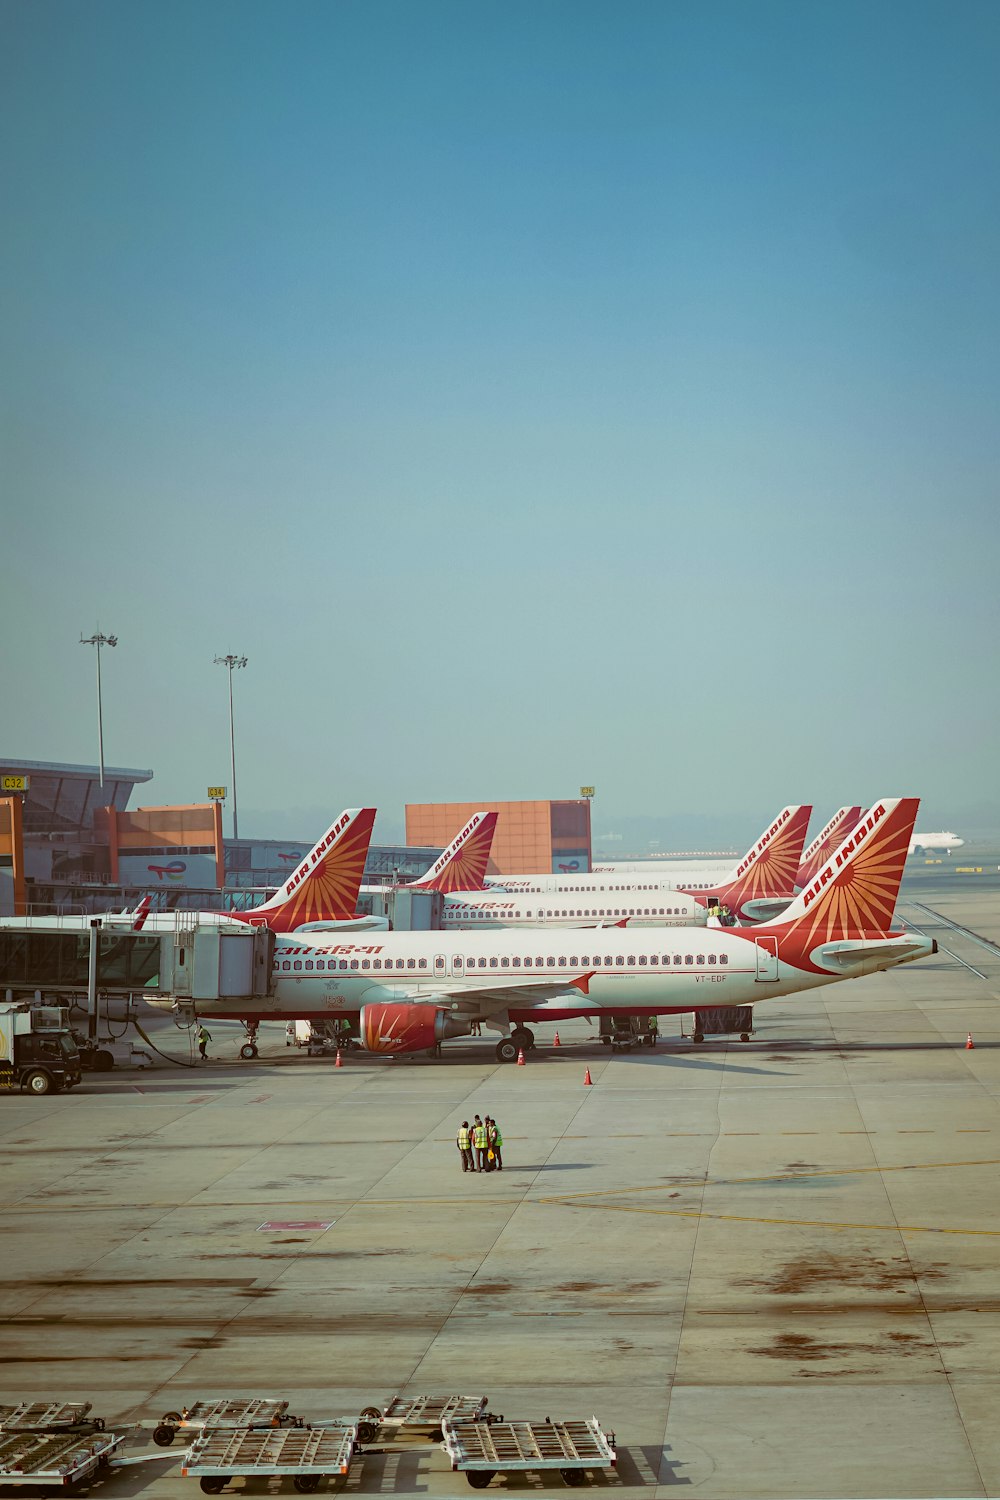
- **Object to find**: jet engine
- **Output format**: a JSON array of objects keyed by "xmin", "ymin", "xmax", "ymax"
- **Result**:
[{"xmin": 359, "ymin": 1003, "xmax": 472, "ymax": 1054}]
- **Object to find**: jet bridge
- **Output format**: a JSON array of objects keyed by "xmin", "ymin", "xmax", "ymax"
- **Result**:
[{"xmin": 0, "ymin": 919, "xmax": 274, "ymax": 1008}]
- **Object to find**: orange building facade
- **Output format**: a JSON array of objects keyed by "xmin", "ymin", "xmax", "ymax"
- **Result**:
[{"xmin": 406, "ymin": 800, "xmax": 592, "ymax": 876}]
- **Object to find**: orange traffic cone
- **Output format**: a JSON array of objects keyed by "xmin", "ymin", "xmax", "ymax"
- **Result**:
[
  {"xmin": 334, "ymin": 1049, "xmax": 343, "ymax": 1068},
  {"xmin": 516, "ymin": 1048, "xmax": 526, "ymax": 1066},
  {"xmin": 966, "ymin": 1033, "xmax": 975, "ymax": 1050},
  {"xmin": 583, "ymin": 1068, "xmax": 593, "ymax": 1086},
  {"xmin": 553, "ymin": 1031, "xmax": 561, "ymax": 1047}
]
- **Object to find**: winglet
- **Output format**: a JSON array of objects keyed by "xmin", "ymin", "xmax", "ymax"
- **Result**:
[
  {"xmin": 686, "ymin": 805, "xmax": 812, "ymax": 920},
  {"xmin": 246, "ymin": 808, "xmax": 377, "ymax": 929},
  {"xmin": 412, "ymin": 812, "xmax": 498, "ymax": 893},
  {"xmin": 773, "ymin": 798, "xmax": 919, "ymax": 941},
  {"xmin": 796, "ymin": 806, "xmax": 863, "ymax": 888}
]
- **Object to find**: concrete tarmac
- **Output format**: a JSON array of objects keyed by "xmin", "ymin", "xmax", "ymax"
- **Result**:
[{"xmin": 2, "ymin": 873, "xmax": 999, "ymax": 1498}]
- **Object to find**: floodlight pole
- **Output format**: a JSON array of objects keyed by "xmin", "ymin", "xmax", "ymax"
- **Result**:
[
  {"xmin": 79, "ymin": 632, "xmax": 118, "ymax": 791},
  {"xmin": 214, "ymin": 654, "xmax": 248, "ymax": 839}
]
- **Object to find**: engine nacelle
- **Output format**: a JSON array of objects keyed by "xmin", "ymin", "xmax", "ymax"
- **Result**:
[{"xmin": 359, "ymin": 1003, "xmax": 471, "ymax": 1054}]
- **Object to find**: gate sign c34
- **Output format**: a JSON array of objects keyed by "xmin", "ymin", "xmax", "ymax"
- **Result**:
[
  {"xmin": 2, "ymin": 775, "xmax": 28, "ymax": 792},
  {"xmin": 207, "ymin": 786, "xmax": 228, "ymax": 800}
]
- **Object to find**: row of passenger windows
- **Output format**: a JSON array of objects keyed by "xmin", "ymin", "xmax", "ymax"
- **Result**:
[
  {"xmin": 274, "ymin": 953, "xmax": 730, "ymax": 972},
  {"xmin": 456, "ymin": 907, "xmax": 686, "ymax": 919}
]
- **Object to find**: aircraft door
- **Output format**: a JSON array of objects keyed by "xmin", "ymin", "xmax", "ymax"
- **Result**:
[
  {"xmin": 451, "ymin": 954, "xmax": 464, "ymax": 977},
  {"xmin": 754, "ymin": 936, "xmax": 778, "ymax": 981}
]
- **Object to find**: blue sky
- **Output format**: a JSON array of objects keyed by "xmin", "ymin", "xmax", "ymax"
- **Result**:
[{"xmin": 3, "ymin": 0, "xmax": 999, "ymax": 843}]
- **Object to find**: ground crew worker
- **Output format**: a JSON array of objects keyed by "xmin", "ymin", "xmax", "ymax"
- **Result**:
[
  {"xmin": 196, "ymin": 1022, "xmax": 212, "ymax": 1060},
  {"xmin": 647, "ymin": 1015, "xmax": 658, "ymax": 1047},
  {"xmin": 472, "ymin": 1117, "xmax": 488, "ymax": 1171},
  {"xmin": 456, "ymin": 1121, "xmax": 474, "ymax": 1173},
  {"xmin": 487, "ymin": 1117, "xmax": 503, "ymax": 1171}
]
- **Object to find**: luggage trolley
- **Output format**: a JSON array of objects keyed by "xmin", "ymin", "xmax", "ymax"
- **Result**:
[
  {"xmin": 0, "ymin": 1406, "xmax": 125, "ymax": 1491},
  {"xmin": 153, "ymin": 1397, "xmax": 297, "ymax": 1446},
  {"xmin": 442, "ymin": 1416, "xmax": 617, "ymax": 1488},
  {"xmin": 181, "ymin": 1423, "xmax": 357, "ymax": 1493},
  {"xmin": 355, "ymin": 1394, "xmax": 492, "ymax": 1447}
]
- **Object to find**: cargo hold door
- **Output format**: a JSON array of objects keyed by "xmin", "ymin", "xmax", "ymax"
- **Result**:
[{"xmin": 754, "ymin": 936, "xmax": 778, "ymax": 981}]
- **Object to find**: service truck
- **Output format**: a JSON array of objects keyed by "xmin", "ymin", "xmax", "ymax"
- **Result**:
[{"xmin": 0, "ymin": 1003, "xmax": 83, "ymax": 1094}]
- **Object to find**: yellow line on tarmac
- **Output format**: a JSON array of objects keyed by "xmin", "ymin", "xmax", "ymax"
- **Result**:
[{"xmin": 550, "ymin": 1200, "xmax": 1000, "ymax": 1238}]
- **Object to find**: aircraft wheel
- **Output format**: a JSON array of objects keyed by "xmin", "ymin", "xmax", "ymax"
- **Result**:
[
  {"xmin": 496, "ymin": 1039, "xmax": 518, "ymax": 1064},
  {"xmin": 692, "ymin": 1032, "xmax": 704, "ymax": 1045},
  {"xmin": 240, "ymin": 1043, "xmax": 259, "ymax": 1060}
]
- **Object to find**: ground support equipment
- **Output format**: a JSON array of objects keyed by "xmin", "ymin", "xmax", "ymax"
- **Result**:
[
  {"xmin": 355, "ymin": 1395, "xmax": 492, "ymax": 1447},
  {"xmin": 0, "ymin": 1404, "xmax": 97, "ymax": 1432},
  {"xmin": 180, "ymin": 1423, "xmax": 356, "ymax": 1493},
  {"xmin": 0, "ymin": 1420, "xmax": 124, "ymax": 1490},
  {"xmin": 152, "ymin": 1397, "xmax": 295, "ymax": 1446},
  {"xmin": 690, "ymin": 1005, "xmax": 754, "ymax": 1044},
  {"xmin": 442, "ymin": 1416, "xmax": 616, "ymax": 1488}
]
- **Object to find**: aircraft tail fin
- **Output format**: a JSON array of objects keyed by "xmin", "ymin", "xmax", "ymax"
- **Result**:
[
  {"xmin": 691, "ymin": 805, "xmax": 812, "ymax": 919},
  {"xmin": 248, "ymin": 807, "xmax": 377, "ymax": 929},
  {"xmin": 796, "ymin": 806, "xmax": 863, "ymax": 888},
  {"xmin": 412, "ymin": 812, "xmax": 498, "ymax": 893},
  {"xmin": 772, "ymin": 798, "xmax": 919, "ymax": 941}
]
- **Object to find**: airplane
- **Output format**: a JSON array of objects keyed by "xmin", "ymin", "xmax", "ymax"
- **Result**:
[
  {"xmin": 152, "ymin": 797, "xmax": 934, "ymax": 1064},
  {"xmin": 435, "ymin": 806, "xmax": 813, "ymax": 929},
  {"xmin": 795, "ymin": 806, "xmax": 863, "ymax": 889},
  {"xmin": 357, "ymin": 812, "xmax": 499, "ymax": 916},
  {"xmin": 478, "ymin": 806, "xmax": 813, "ymax": 925},
  {"xmin": 0, "ymin": 808, "xmax": 379, "ymax": 935},
  {"xmin": 909, "ymin": 831, "xmax": 964, "ymax": 855},
  {"xmin": 482, "ymin": 810, "xmax": 815, "ymax": 900}
]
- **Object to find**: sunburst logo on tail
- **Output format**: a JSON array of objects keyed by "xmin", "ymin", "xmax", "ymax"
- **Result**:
[
  {"xmin": 778, "ymin": 798, "xmax": 919, "ymax": 950},
  {"xmin": 414, "ymin": 812, "xmax": 498, "ymax": 893},
  {"xmin": 254, "ymin": 808, "xmax": 377, "ymax": 929},
  {"xmin": 697, "ymin": 805, "xmax": 812, "ymax": 909},
  {"xmin": 797, "ymin": 806, "xmax": 863, "ymax": 888}
]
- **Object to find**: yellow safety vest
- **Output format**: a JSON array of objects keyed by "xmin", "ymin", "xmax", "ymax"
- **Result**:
[
  {"xmin": 457, "ymin": 1127, "xmax": 471, "ymax": 1149},
  {"xmin": 473, "ymin": 1125, "xmax": 487, "ymax": 1148}
]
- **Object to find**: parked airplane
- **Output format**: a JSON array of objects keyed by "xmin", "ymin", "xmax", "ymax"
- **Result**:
[
  {"xmin": 909, "ymin": 831, "xmax": 965, "ymax": 855},
  {"xmin": 436, "ymin": 807, "xmax": 812, "ymax": 929},
  {"xmin": 796, "ymin": 806, "xmax": 863, "ymax": 889},
  {"xmin": 155, "ymin": 797, "xmax": 932, "ymax": 1063},
  {"xmin": 481, "ymin": 805, "xmax": 810, "ymax": 900}
]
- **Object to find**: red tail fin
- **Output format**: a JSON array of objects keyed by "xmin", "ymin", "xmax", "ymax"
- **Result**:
[
  {"xmin": 774, "ymin": 798, "xmax": 918, "ymax": 942},
  {"xmin": 412, "ymin": 812, "xmax": 498, "ymax": 893},
  {"xmin": 796, "ymin": 806, "xmax": 863, "ymax": 888},
  {"xmin": 689, "ymin": 805, "xmax": 812, "ymax": 918},
  {"xmin": 246, "ymin": 808, "xmax": 376, "ymax": 929}
]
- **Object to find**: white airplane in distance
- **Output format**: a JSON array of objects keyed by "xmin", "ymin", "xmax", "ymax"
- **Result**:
[
  {"xmin": 0, "ymin": 808, "xmax": 380, "ymax": 936},
  {"xmin": 150, "ymin": 798, "xmax": 934, "ymax": 1063},
  {"xmin": 909, "ymin": 831, "xmax": 965, "ymax": 855}
]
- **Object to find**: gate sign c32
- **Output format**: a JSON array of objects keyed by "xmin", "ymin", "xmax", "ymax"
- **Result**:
[{"xmin": 2, "ymin": 775, "xmax": 28, "ymax": 792}]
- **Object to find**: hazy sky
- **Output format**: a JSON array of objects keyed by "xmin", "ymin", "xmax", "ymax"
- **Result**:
[{"xmin": 3, "ymin": 0, "xmax": 999, "ymax": 843}]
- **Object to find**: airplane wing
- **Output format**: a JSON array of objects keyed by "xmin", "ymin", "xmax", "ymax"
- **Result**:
[{"xmin": 387, "ymin": 972, "xmax": 597, "ymax": 1015}]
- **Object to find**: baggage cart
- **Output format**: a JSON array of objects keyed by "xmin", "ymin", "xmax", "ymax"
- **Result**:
[
  {"xmin": 0, "ymin": 1404, "xmax": 97, "ymax": 1432},
  {"xmin": 0, "ymin": 1424, "xmax": 125, "ymax": 1489},
  {"xmin": 153, "ymin": 1397, "xmax": 296, "ymax": 1446},
  {"xmin": 180, "ymin": 1423, "xmax": 356, "ymax": 1493},
  {"xmin": 356, "ymin": 1394, "xmax": 492, "ymax": 1447},
  {"xmin": 442, "ymin": 1416, "xmax": 616, "ymax": 1488}
]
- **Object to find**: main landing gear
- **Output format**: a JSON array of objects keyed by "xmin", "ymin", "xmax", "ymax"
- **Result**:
[
  {"xmin": 496, "ymin": 1026, "xmax": 535, "ymax": 1063},
  {"xmin": 240, "ymin": 1023, "xmax": 259, "ymax": 1060}
]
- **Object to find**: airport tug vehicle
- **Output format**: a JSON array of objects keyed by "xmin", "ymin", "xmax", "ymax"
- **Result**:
[{"xmin": 0, "ymin": 1003, "xmax": 82, "ymax": 1095}]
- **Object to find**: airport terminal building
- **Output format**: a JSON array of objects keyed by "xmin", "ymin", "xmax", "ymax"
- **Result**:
[{"xmin": 0, "ymin": 758, "xmax": 440, "ymax": 917}]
